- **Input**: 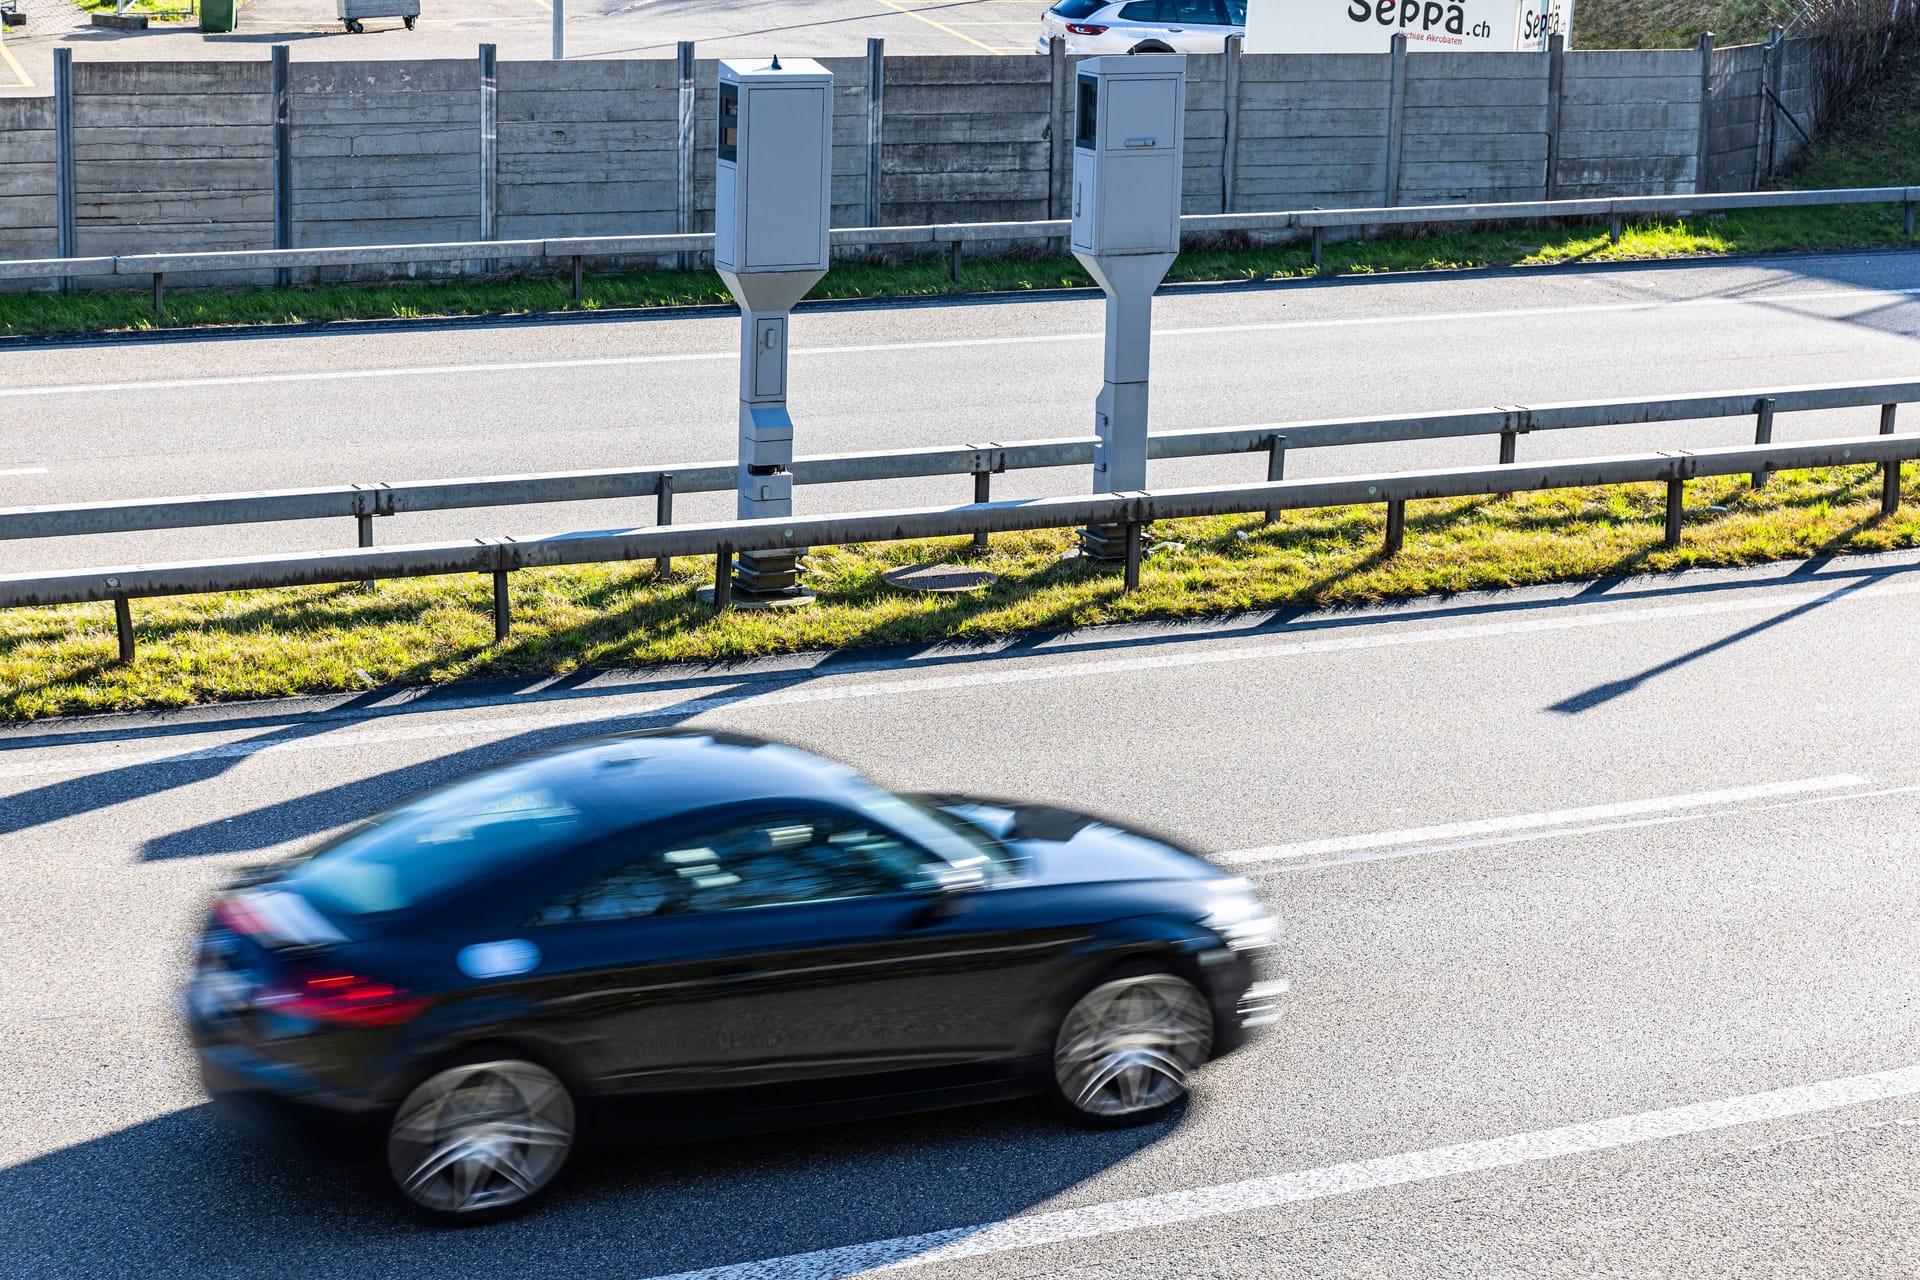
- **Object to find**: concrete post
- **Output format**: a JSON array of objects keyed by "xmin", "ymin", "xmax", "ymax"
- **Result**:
[
  {"xmin": 552, "ymin": 0, "xmax": 565, "ymax": 60},
  {"xmin": 1048, "ymin": 36, "xmax": 1069, "ymax": 234},
  {"xmin": 1222, "ymin": 34, "xmax": 1241, "ymax": 214},
  {"xmin": 1544, "ymin": 33, "xmax": 1565, "ymax": 199},
  {"xmin": 272, "ymin": 45, "xmax": 292, "ymax": 286},
  {"xmin": 865, "ymin": 38, "xmax": 884, "ymax": 231},
  {"xmin": 1755, "ymin": 26, "xmax": 1779, "ymax": 188},
  {"xmin": 676, "ymin": 41, "xmax": 696, "ymax": 271},
  {"xmin": 478, "ymin": 43, "xmax": 498, "ymax": 272},
  {"xmin": 53, "ymin": 47, "xmax": 74, "ymax": 295},
  {"xmin": 1695, "ymin": 32, "xmax": 1715, "ymax": 195},
  {"xmin": 1384, "ymin": 33, "xmax": 1407, "ymax": 206}
]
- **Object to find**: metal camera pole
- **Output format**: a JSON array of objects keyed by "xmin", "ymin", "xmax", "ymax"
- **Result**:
[{"xmin": 1068, "ymin": 56, "xmax": 1187, "ymax": 561}]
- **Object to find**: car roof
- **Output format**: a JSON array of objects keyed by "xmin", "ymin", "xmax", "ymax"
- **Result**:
[{"xmin": 528, "ymin": 728, "xmax": 873, "ymax": 825}]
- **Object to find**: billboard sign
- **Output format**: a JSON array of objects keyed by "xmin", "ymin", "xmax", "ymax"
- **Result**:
[{"xmin": 1244, "ymin": 0, "xmax": 1573, "ymax": 54}]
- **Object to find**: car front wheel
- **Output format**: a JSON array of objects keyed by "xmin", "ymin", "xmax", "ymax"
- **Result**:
[
  {"xmin": 1049, "ymin": 967, "xmax": 1214, "ymax": 1126},
  {"xmin": 387, "ymin": 1057, "xmax": 576, "ymax": 1224}
]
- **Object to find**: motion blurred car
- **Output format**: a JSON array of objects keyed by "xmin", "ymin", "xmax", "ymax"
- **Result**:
[
  {"xmin": 1039, "ymin": 0, "xmax": 1247, "ymax": 54},
  {"xmin": 187, "ymin": 730, "xmax": 1282, "ymax": 1223}
]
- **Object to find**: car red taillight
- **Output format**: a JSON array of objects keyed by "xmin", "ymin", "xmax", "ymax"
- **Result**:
[
  {"xmin": 1065, "ymin": 23, "xmax": 1108, "ymax": 34},
  {"xmin": 264, "ymin": 971, "xmax": 429, "ymax": 1028}
]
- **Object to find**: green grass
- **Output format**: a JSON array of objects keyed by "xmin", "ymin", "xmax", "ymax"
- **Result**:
[
  {"xmin": 1573, "ymin": 0, "xmax": 1802, "ymax": 49},
  {"xmin": 4, "ymin": 465, "xmax": 1915, "ymax": 719},
  {"xmin": 73, "ymin": 0, "xmax": 225, "ymax": 22}
]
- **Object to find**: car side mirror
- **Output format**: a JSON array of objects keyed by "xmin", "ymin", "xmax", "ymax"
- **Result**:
[{"xmin": 920, "ymin": 862, "xmax": 988, "ymax": 895}]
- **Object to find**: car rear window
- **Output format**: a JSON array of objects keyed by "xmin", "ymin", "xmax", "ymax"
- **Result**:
[
  {"xmin": 1051, "ymin": 0, "xmax": 1108, "ymax": 17},
  {"xmin": 285, "ymin": 764, "xmax": 600, "ymax": 918}
]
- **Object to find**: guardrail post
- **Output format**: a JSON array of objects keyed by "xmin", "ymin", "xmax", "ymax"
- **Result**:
[
  {"xmin": 712, "ymin": 545, "xmax": 733, "ymax": 610},
  {"xmin": 113, "ymin": 598, "xmax": 134, "ymax": 663},
  {"xmin": 1263, "ymin": 433, "xmax": 1286, "ymax": 523},
  {"xmin": 865, "ymin": 38, "xmax": 884, "ymax": 235},
  {"xmin": 571, "ymin": 254, "xmax": 584, "ymax": 301},
  {"xmin": 1123, "ymin": 523, "xmax": 1142, "ymax": 592},
  {"xmin": 151, "ymin": 273, "xmax": 164, "ymax": 315},
  {"xmin": 1222, "ymin": 34, "xmax": 1242, "ymax": 213},
  {"xmin": 1695, "ymin": 32, "xmax": 1716, "ymax": 196},
  {"xmin": 1881, "ymin": 403, "xmax": 1900, "ymax": 516},
  {"xmin": 1310, "ymin": 226, "xmax": 1323, "ymax": 270},
  {"xmin": 1608, "ymin": 213, "xmax": 1622, "ymax": 245},
  {"xmin": 272, "ymin": 45, "xmax": 292, "ymax": 287},
  {"xmin": 478, "ymin": 44, "xmax": 498, "ymax": 274},
  {"xmin": 654, "ymin": 473, "xmax": 674, "ymax": 579},
  {"xmin": 492, "ymin": 569, "xmax": 511, "ymax": 641},
  {"xmin": 972, "ymin": 469, "xmax": 990, "ymax": 554},
  {"xmin": 1499, "ymin": 429, "xmax": 1518, "ymax": 465},
  {"xmin": 1383, "ymin": 499, "xmax": 1406, "ymax": 555},
  {"xmin": 1907, "ymin": 197, "xmax": 1915, "ymax": 237},
  {"xmin": 947, "ymin": 239, "xmax": 962, "ymax": 283},
  {"xmin": 1384, "ymin": 34, "xmax": 1407, "ymax": 206},
  {"xmin": 1544, "ymin": 34, "xmax": 1565, "ymax": 200},
  {"xmin": 677, "ymin": 42, "xmax": 696, "ymax": 272},
  {"xmin": 54, "ymin": 48, "xmax": 75, "ymax": 295},
  {"xmin": 1664, "ymin": 478, "xmax": 1685, "ymax": 547},
  {"xmin": 1756, "ymin": 28, "xmax": 1778, "ymax": 189},
  {"xmin": 357, "ymin": 512, "xmax": 375, "ymax": 589},
  {"xmin": 1752, "ymin": 397, "xmax": 1776, "ymax": 487}
]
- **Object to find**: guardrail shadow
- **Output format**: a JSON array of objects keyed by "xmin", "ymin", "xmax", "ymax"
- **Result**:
[{"xmin": 0, "ymin": 1095, "xmax": 1175, "ymax": 1279}]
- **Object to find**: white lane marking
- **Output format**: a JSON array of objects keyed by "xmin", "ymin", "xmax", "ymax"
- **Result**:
[
  {"xmin": 1214, "ymin": 775, "xmax": 1868, "ymax": 868},
  {"xmin": 636, "ymin": 1061, "xmax": 1920, "ymax": 1280},
  {"xmin": 0, "ymin": 285, "xmax": 1910, "ymax": 400},
  {"xmin": 0, "ymin": 467, "xmax": 47, "ymax": 476},
  {"xmin": 4, "ymin": 576, "xmax": 1919, "ymax": 782}
]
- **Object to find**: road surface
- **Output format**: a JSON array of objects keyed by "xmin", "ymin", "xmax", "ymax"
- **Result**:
[
  {"xmin": 2, "ymin": 251, "xmax": 1918, "ymax": 573},
  {"xmin": 3, "ymin": 550, "xmax": 1920, "ymax": 1276}
]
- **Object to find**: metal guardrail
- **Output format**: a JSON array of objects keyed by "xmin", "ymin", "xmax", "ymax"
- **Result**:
[
  {"xmin": 1, "ymin": 187, "xmax": 1916, "ymax": 303},
  {"xmin": 5, "ymin": 379, "xmax": 1914, "ymax": 545},
  {"xmin": 2, "ymin": 433, "xmax": 1912, "ymax": 661}
]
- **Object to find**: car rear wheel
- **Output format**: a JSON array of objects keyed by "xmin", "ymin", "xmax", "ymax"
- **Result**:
[
  {"xmin": 1050, "ymin": 968, "xmax": 1213, "ymax": 1126},
  {"xmin": 387, "ymin": 1058, "xmax": 576, "ymax": 1224}
]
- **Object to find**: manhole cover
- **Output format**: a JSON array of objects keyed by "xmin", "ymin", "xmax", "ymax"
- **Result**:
[{"xmin": 881, "ymin": 563, "xmax": 999, "ymax": 593}]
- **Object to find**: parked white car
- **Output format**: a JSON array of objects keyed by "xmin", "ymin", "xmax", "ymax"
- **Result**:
[{"xmin": 1037, "ymin": 0, "xmax": 1247, "ymax": 54}]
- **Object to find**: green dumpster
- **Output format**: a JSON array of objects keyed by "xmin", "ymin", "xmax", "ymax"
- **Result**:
[{"xmin": 200, "ymin": 0, "xmax": 238, "ymax": 33}]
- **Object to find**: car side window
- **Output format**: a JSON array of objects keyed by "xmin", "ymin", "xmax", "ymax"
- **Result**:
[
  {"xmin": 531, "ymin": 854, "xmax": 678, "ymax": 925},
  {"xmin": 1176, "ymin": 0, "xmax": 1226, "ymax": 23},
  {"xmin": 664, "ymin": 813, "xmax": 926, "ymax": 913},
  {"xmin": 1118, "ymin": 0, "xmax": 1169, "ymax": 21},
  {"xmin": 1221, "ymin": 0, "xmax": 1246, "ymax": 23}
]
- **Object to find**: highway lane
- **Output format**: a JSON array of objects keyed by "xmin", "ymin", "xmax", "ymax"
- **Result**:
[
  {"xmin": 3, "ymin": 252, "xmax": 1920, "ymax": 573},
  {"xmin": 3, "ymin": 551, "xmax": 1919, "ymax": 1276}
]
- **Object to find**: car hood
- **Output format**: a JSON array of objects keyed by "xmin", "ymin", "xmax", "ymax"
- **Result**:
[{"xmin": 927, "ymin": 796, "xmax": 1223, "ymax": 887}]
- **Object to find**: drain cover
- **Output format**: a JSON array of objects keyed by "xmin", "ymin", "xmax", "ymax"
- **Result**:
[{"xmin": 881, "ymin": 563, "xmax": 999, "ymax": 593}]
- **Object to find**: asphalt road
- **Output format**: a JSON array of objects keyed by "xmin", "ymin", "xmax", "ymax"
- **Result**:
[
  {"xmin": 4, "ymin": 550, "xmax": 1920, "ymax": 1276},
  {"xmin": 4, "ymin": 251, "xmax": 1920, "ymax": 573},
  {"xmin": 0, "ymin": 0, "xmax": 1041, "ymax": 97}
]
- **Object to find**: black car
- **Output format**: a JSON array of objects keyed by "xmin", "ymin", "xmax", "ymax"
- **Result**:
[{"xmin": 187, "ymin": 730, "xmax": 1283, "ymax": 1222}]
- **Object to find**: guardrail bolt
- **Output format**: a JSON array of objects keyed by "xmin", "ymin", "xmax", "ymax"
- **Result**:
[
  {"xmin": 492, "ymin": 570, "xmax": 511, "ymax": 641},
  {"xmin": 1664, "ymin": 479, "xmax": 1685, "ymax": 547},
  {"xmin": 972, "ymin": 470, "xmax": 991, "ymax": 555},
  {"xmin": 113, "ymin": 597, "xmax": 134, "ymax": 663},
  {"xmin": 1384, "ymin": 500, "xmax": 1406, "ymax": 556}
]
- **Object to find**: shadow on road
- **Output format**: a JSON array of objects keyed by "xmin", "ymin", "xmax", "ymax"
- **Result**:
[{"xmin": 0, "ymin": 1096, "xmax": 1174, "ymax": 1279}]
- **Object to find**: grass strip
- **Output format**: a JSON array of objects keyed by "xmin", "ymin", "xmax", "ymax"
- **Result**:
[
  {"xmin": 3, "ymin": 464, "xmax": 1914, "ymax": 720},
  {"xmin": 2, "ymin": 199, "xmax": 1912, "ymax": 339}
]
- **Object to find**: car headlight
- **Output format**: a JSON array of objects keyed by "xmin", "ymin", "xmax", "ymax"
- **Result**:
[{"xmin": 1200, "ymin": 880, "xmax": 1277, "ymax": 952}]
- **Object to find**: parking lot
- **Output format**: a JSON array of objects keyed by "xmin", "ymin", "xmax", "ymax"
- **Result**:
[{"xmin": 0, "ymin": 0, "xmax": 1046, "ymax": 94}]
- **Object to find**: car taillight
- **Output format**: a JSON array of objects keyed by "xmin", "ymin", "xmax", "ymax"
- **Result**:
[
  {"xmin": 264, "ymin": 971, "xmax": 429, "ymax": 1028},
  {"xmin": 1066, "ymin": 23, "xmax": 1108, "ymax": 34}
]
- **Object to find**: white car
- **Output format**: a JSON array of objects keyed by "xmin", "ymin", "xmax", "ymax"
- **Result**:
[{"xmin": 1037, "ymin": 0, "xmax": 1247, "ymax": 54}]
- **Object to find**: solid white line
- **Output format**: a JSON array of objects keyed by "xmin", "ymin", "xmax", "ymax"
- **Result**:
[
  {"xmin": 636, "ymin": 1061, "xmax": 1920, "ymax": 1280},
  {"xmin": 0, "ymin": 285, "xmax": 1908, "ymax": 400},
  {"xmin": 1212, "ymin": 774, "xmax": 1869, "ymax": 867},
  {"xmin": 4, "ymin": 576, "xmax": 1919, "ymax": 781},
  {"xmin": 0, "ymin": 467, "xmax": 47, "ymax": 476}
]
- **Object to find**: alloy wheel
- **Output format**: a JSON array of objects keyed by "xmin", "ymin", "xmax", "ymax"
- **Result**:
[
  {"xmin": 1054, "ymin": 972, "xmax": 1213, "ymax": 1120},
  {"xmin": 387, "ymin": 1059, "xmax": 575, "ymax": 1217}
]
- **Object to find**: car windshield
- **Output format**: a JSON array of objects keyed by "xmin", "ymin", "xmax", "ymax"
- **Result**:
[
  {"xmin": 284, "ymin": 764, "xmax": 601, "ymax": 917},
  {"xmin": 844, "ymin": 783, "xmax": 1017, "ymax": 878},
  {"xmin": 1051, "ymin": 0, "xmax": 1108, "ymax": 17}
]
